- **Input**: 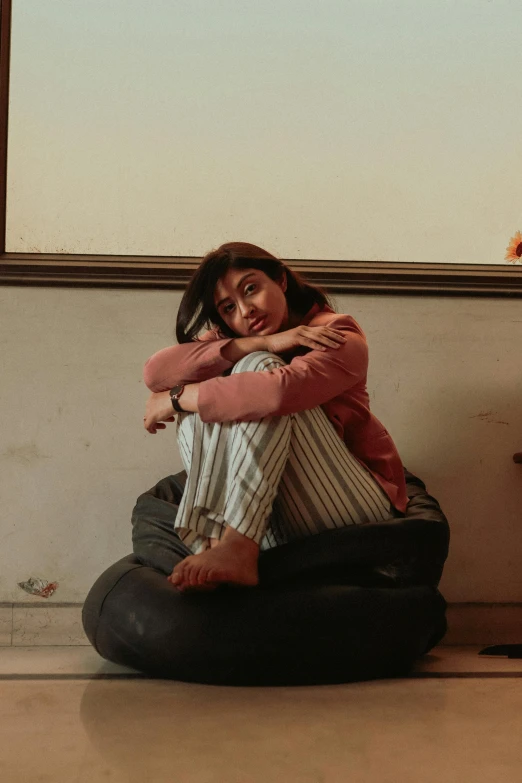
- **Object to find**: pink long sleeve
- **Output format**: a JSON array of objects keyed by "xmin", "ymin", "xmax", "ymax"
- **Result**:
[
  {"xmin": 197, "ymin": 315, "xmax": 368, "ymax": 422},
  {"xmin": 143, "ymin": 330, "xmax": 235, "ymax": 392}
]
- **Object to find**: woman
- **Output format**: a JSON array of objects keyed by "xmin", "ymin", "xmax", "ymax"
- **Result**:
[{"xmin": 142, "ymin": 241, "xmax": 408, "ymax": 592}]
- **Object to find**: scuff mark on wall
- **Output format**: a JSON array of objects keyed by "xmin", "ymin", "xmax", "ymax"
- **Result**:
[
  {"xmin": 18, "ymin": 577, "xmax": 59, "ymax": 598},
  {"xmin": 469, "ymin": 411, "xmax": 509, "ymax": 426},
  {"xmin": 0, "ymin": 443, "xmax": 51, "ymax": 465}
]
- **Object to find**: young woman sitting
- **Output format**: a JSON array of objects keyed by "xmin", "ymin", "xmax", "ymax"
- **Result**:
[{"xmin": 142, "ymin": 241, "xmax": 408, "ymax": 592}]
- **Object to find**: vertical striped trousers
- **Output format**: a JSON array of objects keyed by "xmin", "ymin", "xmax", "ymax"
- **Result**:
[{"xmin": 174, "ymin": 352, "xmax": 394, "ymax": 555}]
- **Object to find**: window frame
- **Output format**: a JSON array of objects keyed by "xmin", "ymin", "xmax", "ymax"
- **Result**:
[{"xmin": 1, "ymin": 0, "xmax": 521, "ymax": 296}]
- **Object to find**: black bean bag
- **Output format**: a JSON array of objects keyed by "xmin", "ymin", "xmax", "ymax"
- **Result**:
[{"xmin": 82, "ymin": 469, "xmax": 449, "ymax": 685}]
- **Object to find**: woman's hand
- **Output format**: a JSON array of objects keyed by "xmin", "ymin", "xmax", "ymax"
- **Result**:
[
  {"xmin": 264, "ymin": 326, "xmax": 347, "ymax": 355},
  {"xmin": 143, "ymin": 383, "xmax": 200, "ymax": 433},
  {"xmin": 143, "ymin": 391, "xmax": 176, "ymax": 434}
]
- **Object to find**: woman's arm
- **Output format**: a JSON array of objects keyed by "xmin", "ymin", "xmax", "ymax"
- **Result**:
[
  {"xmin": 197, "ymin": 316, "xmax": 368, "ymax": 423},
  {"xmin": 143, "ymin": 330, "xmax": 234, "ymax": 392},
  {"xmin": 143, "ymin": 328, "xmax": 279, "ymax": 392},
  {"xmin": 144, "ymin": 325, "xmax": 348, "ymax": 392}
]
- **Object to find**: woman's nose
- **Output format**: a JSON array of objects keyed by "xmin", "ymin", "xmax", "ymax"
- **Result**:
[{"xmin": 239, "ymin": 301, "xmax": 255, "ymax": 318}]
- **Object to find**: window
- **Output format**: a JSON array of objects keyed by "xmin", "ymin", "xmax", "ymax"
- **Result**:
[{"xmin": 1, "ymin": 0, "xmax": 521, "ymax": 294}]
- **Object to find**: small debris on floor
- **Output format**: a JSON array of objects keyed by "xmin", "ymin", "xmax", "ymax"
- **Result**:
[{"xmin": 18, "ymin": 577, "xmax": 59, "ymax": 598}]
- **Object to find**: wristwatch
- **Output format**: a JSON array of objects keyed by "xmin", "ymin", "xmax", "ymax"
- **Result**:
[{"xmin": 169, "ymin": 384, "xmax": 185, "ymax": 413}]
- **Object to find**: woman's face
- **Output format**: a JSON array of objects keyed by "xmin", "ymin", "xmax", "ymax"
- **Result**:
[{"xmin": 214, "ymin": 267, "xmax": 290, "ymax": 337}]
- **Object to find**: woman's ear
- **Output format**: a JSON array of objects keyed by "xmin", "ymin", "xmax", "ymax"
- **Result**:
[{"xmin": 280, "ymin": 271, "xmax": 287, "ymax": 293}]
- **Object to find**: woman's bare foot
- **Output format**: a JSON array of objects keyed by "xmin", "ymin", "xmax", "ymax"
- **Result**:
[{"xmin": 169, "ymin": 528, "xmax": 259, "ymax": 591}]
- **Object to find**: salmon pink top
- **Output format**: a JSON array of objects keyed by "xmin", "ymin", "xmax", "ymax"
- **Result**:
[{"xmin": 144, "ymin": 304, "xmax": 408, "ymax": 513}]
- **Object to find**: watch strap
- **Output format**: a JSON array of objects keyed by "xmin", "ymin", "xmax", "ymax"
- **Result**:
[{"xmin": 169, "ymin": 385, "xmax": 185, "ymax": 413}]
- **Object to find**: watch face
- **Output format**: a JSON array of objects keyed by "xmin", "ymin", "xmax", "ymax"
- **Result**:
[{"xmin": 171, "ymin": 385, "xmax": 183, "ymax": 397}]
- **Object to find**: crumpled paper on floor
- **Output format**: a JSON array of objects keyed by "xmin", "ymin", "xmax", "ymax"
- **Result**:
[{"xmin": 18, "ymin": 577, "xmax": 59, "ymax": 598}]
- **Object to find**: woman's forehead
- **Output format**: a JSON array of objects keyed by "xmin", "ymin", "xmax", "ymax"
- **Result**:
[{"xmin": 214, "ymin": 268, "xmax": 260, "ymax": 300}]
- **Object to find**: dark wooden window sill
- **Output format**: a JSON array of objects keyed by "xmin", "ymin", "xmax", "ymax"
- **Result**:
[{"xmin": 1, "ymin": 253, "xmax": 522, "ymax": 296}]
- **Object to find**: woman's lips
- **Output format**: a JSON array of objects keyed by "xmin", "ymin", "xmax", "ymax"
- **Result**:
[{"xmin": 250, "ymin": 316, "xmax": 267, "ymax": 332}]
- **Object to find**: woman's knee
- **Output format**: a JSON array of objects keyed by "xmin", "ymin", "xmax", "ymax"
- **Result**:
[{"xmin": 231, "ymin": 351, "xmax": 286, "ymax": 375}]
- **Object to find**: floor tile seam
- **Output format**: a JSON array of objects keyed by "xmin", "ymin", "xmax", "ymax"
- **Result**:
[
  {"xmin": 1, "ymin": 672, "xmax": 522, "ymax": 682},
  {"xmin": 10, "ymin": 642, "xmax": 91, "ymax": 648},
  {"xmin": 10, "ymin": 602, "xmax": 84, "ymax": 609},
  {"xmin": 0, "ymin": 605, "xmax": 14, "ymax": 646},
  {"xmin": 0, "ymin": 673, "xmax": 145, "ymax": 680},
  {"xmin": 408, "ymin": 671, "xmax": 522, "ymax": 679}
]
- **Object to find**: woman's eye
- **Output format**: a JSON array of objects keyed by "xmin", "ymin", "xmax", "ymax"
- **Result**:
[
  {"xmin": 245, "ymin": 284, "xmax": 256, "ymax": 295},
  {"xmin": 223, "ymin": 303, "xmax": 235, "ymax": 314}
]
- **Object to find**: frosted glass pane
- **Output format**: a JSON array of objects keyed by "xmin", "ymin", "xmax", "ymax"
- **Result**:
[{"xmin": 6, "ymin": 0, "xmax": 522, "ymax": 263}]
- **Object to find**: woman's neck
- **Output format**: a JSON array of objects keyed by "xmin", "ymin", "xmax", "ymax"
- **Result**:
[{"xmin": 284, "ymin": 310, "xmax": 303, "ymax": 330}]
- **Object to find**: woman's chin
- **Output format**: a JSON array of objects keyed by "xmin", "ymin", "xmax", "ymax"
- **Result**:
[
  {"xmin": 260, "ymin": 326, "xmax": 280, "ymax": 337},
  {"xmin": 251, "ymin": 320, "xmax": 276, "ymax": 336}
]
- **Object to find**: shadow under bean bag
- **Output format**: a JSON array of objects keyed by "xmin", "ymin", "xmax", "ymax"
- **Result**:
[{"xmin": 82, "ymin": 468, "xmax": 449, "ymax": 685}]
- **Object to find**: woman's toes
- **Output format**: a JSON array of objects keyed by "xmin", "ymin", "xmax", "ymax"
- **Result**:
[
  {"xmin": 187, "ymin": 563, "xmax": 203, "ymax": 587},
  {"xmin": 196, "ymin": 567, "xmax": 210, "ymax": 586},
  {"xmin": 170, "ymin": 558, "xmax": 192, "ymax": 586},
  {"xmin": 205, "ymin": 568, "xmax": 218, "ymax": 583},
  {"xmin": 177, "ymin": 559, "xmax": 193, "ymax": 586}
]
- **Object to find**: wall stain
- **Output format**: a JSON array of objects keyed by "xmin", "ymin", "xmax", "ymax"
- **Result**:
[
  {"xmin": 469, "ymin": 411, "xmax": 509, "ymax": 426},
  {"xmin": 0, "ymin": 443, "xmax": 51, "ymax": 464}
]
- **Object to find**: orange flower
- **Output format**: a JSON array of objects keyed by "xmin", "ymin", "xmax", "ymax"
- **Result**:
[{"xmin": 505, "ymin": 231, "xmax": 522, "ymax": 263}]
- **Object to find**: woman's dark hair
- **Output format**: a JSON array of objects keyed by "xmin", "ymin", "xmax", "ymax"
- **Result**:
[{"xmin": 176, "ymin": 241, "xmax": 333, "ymax": 343}]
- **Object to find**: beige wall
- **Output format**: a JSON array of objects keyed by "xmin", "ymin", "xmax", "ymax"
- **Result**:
[{"xmin": 1, "ymin": 286, "xmax": 521, "ymax": 603}]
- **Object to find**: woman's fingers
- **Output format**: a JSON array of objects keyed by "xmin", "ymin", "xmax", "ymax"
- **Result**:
[
  {"xmin": 147, "ymin": 423, "xmax": 166, "ymax": 433},
  {"xmin": 318, "ymin": 329, "xmax": 347, "ymax": 348},
  {"xmin": 306, "ymin": 327, "xmax": 346, "ymax": 345},
  {"xmin": 144, "ymin": 414, "xmax": 176, "ymax": 434},
  {"xmin": 324, "ymin": 328, "xmax": 347, "ymax": 342},
  {"xmin": 308, "ymin": 336, "xmax": 347, "ymax": 350},
  {"xmin": 306, "ymin": 336, "xmax": 345, "ymax": 350},
  {"xmin": 321, "ymin": 337, "xmax": 344, "ymax": 347}
]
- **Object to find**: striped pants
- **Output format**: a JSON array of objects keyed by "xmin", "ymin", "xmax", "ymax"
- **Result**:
[{"xmin": 174, "ymin": 352, "xmax": 394, "ymax": 555}]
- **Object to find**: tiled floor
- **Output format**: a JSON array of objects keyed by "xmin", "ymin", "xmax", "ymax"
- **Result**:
[{"xmin": 1, "ymin": 646, "xmax": 522, "ymax": 782}]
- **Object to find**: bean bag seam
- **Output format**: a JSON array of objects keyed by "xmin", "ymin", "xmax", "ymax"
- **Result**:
[{"xmin": 91, "ymin": 562, "xmax": 144, "ymax": 655}]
